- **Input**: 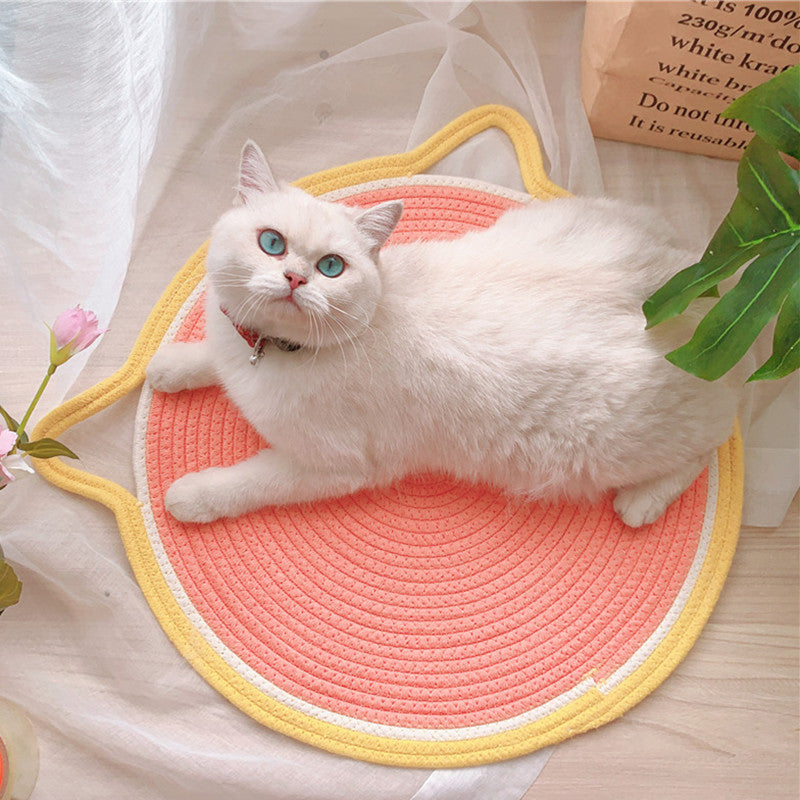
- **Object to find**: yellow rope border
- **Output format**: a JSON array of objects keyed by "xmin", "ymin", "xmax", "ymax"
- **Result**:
[{"xmin": 31, "ymin": 105, "xmax": 741, "ymax": 767}]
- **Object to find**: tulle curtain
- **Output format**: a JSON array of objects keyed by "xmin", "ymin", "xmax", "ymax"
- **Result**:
[{"xmin": 0, "ymin": 2, "xmax": 185, "ymax": 398}]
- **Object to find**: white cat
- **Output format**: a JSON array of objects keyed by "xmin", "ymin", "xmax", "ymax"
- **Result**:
[{"xmin": 146, "ymin": 141, "xmax": 743, "ymax": 527}]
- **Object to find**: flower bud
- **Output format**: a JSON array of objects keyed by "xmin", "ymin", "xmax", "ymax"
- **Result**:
[{"xmin": 49, "ymin": 306, "xmax": 105, "ymax": 366}]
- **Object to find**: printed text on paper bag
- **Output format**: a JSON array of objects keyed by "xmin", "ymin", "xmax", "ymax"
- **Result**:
[{"xmin": 628, "ymin": 1, "xmax": 797, "ymax": 152}]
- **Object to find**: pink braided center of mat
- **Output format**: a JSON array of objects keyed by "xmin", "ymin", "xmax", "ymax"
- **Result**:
[{"xmin": 144, "ymin": 185, "xmax": 708, "ymax": 730}]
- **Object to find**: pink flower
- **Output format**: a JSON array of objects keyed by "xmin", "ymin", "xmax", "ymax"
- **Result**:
[
  {"xmin": 0, "ymin": 426, "xmax": 32, "ymax": 487},
  {"xmin": 0, "ymin": 427, "xmax": 15, "ymax": 460},
  {"xmin": 49, "ymin": 306, "xmax": 106, "ymax": 366}
]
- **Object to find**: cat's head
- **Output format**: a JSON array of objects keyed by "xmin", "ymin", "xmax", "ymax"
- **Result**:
[{"xmin": 206, "ymin": 141, "xmax": 403, "ymax": 349}]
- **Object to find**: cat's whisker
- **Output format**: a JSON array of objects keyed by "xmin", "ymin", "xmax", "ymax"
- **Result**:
[
  {"xmin": 330, "ymin": 298, "xmax": 389, "ymax": 352},
  {"xmin": 212, "ymin": 265, "xmax": 244, "ymax": 277},
  {"xmin": 304, "ymin": 310, "xmax": 323, "ymax": 369},
  {"xmin": 231, "ymin": 293, "xmax": 255, "ymax": 322},
  {"xmin": 251, "ymin": 295, "xmax": 271, "ymax": 329},
  {"xmin": 326, "ymin": 300, "xmax": 370, "ymax": 344},
  {"xmin": 240, "ymin": 289, "xmax": 275, "ymax": 326},
  {"xmin": 326, "ymin": 301, "xmax": 367, "ymax": 326},
  {"xmin": 322, "ymin": 309, "xmax": 374, "ymax": 384},
  {"xmin": 329, "ymin": 303, "xmax": 374, "ymax": 374},
  {"xmin": 212, "ymin": 279, "xmax": 250, "ymax": 290},
  {"xmin": 233, "ymin": 292, "xmax": 265, "ymax": 327},
  {"xmin": 303, "ymin": 312, "xmax": 316, "ymax": 365},
  {"xmin": 208, "ymin": 275, "xmax": 249, "ymax": 290},
  {"xmin": 210, "ymin": 267, "xmax": 250, "ymax": 287},
  {"xmin": 317, "ymin": 313, "xmax": 353, "ymax": 378}
]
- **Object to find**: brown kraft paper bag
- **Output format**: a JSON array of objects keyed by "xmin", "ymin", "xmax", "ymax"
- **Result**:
[{"xmin": 581, "ymin": 1, "xmax": 799, "ymax": 160}]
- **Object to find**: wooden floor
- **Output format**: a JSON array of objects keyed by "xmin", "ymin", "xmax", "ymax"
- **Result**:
[{"xmin": 524, "ymin": 494, "xmax": 799, "ymax": 800}]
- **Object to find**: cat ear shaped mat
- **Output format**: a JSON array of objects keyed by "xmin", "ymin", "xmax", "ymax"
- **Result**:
[{"xmin": 35, "ymin": 106, "xmax": 742, "ymax": 768}]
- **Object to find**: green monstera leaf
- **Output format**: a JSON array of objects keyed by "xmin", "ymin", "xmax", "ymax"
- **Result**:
[
  {"xmin": 750, "ymin": 276, "xmax": 800, "ymax": 380},
  {"xmin": 643, "ymin": 65, "xmax": 800, "ymax": 382}
]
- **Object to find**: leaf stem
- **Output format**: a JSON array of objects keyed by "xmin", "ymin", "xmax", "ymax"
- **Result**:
[{"xmin": 15, "ymin": 363, "xmax": 56, "ymax": 446}]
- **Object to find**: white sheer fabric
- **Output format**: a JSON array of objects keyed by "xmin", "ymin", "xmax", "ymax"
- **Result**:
[
  {"xmin": 0, "ymin": 3, "xmax": 796, "ymax": 800},
  {"xmin": 0, "ymin": 2, "xmax": 182, "ymax": 400}
]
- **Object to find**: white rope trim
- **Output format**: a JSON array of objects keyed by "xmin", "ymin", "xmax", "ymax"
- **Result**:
[
  {"xmin": 598, "ymin": 455, "xmax": 719, "ymax": 694},
  {"xmin": 319, "ymin": 174, "xmax": 532, "ymax": 206}
]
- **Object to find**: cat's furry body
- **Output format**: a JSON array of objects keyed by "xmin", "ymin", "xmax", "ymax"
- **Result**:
[{"xmin": 147, "ymin": 142, "xmax": 742, "ymax": 527}]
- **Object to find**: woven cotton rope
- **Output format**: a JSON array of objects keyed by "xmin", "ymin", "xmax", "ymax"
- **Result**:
[
  {"xmin": 33, "ymin": 108, "xmax": 742, "ymax": 767},
  {"xmin": 132, "ymin": 177, "xmax": 742, "ymax": 767}
]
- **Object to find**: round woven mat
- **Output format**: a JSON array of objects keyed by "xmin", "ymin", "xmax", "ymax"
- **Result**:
[{"xmin": 134, "ymin": 177, "xmax": 742, "ymax": 767}]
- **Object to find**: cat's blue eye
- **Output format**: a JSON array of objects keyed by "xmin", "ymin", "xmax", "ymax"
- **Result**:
[
  {"xmin": 316, "ymin": 254, "xmax": 345, "ymax": 278},
  {"xmin": 258, "ymin": 229, "xmax": 286, "ymax": 256}
]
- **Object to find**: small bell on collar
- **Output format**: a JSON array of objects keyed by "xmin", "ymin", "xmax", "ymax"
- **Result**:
[{"xmin": 249, "ymin": 336, "xmax": 266, "ymax": 365}]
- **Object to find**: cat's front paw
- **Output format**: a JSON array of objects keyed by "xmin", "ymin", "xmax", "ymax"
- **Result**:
[
  {"xmin": 165, "ymin": 471, "xmax": 224, "ymax": 523},
  {"xmin": 147, "ymin": 347, "xmax": 192, "ymax": 394},
  {"xmin": 146, "ymin": 342, "xmax": 216, "ymax": 393}
]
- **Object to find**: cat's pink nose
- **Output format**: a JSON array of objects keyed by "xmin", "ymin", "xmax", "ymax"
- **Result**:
[{"xmin": 284, "ymin": 271, "xmax": 307, "ymax": 291}]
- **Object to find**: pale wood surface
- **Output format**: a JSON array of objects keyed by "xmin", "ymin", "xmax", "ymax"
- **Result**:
[{"xmin": 525, "ymin": 495, "xmax": 799, "ymax": 800}]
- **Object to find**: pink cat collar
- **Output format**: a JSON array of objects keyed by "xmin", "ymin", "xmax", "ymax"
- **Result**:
[{"xmin": 219, "ymin": 306, "xmax": 301, "ymax": 363}]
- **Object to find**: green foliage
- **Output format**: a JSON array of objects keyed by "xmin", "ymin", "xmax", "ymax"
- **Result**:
[
  {"xmin": 0, "ymin": 554, "xmax": 22, "ymax": 613},
  {"xmin": 643, "ymin": 65, "xmax": 800, "ymax": 382},
  {"xmin": 0, "ymin": 403, "xmax": 27, "ymax": 445},
  {"xmin": 17, "ymin": 438, "xmax": 78, "ymax": 460},
  {"xmin": 1, "ymin": 403, "xmax": 77, "ymax": 460}
]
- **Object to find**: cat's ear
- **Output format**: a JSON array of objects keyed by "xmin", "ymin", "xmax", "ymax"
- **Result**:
[
  {"xmin": 237, "ymin": 140, "xmax": 279, "ymax": 203},
  {"xmin": 354, "ymin": 201, "xmax": 404, "ymax": 257}
]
